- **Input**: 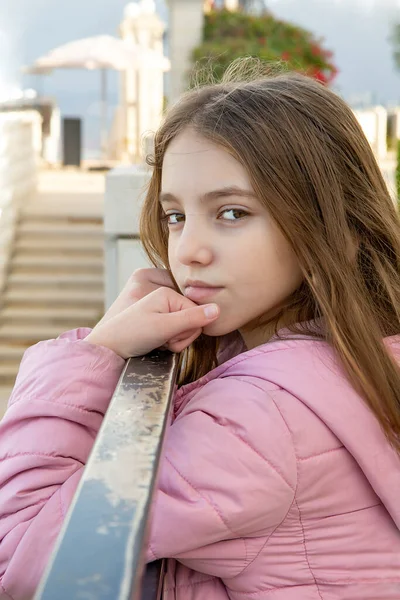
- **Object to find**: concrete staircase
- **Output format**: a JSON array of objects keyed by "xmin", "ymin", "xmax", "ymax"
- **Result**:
[{"xmin": 0, "ymin": 212, "xmax": 105, "ymax": 388}]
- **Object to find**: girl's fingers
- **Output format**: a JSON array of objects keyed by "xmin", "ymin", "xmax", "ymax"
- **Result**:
[
  {"xmin": 99, "ymin": 269, "xmax": 176, "ymax": 325},
  {"xmin": 144, "ymin": 288, "xmax": 219, "ymax": 349},
  {"xmin": 86, "ymin": 287, "xmax": 220, "ymax": 360},
  {"xmin": 164, "ymin": 328, "xmax": 202, "ymax": 352},
  {"xmin": 162, "ymin": 303, "xmax": 219, "ymax": 343},
  {"xmin": 167, "ymin": 329, "xmax": 204, "ymax": 353}
]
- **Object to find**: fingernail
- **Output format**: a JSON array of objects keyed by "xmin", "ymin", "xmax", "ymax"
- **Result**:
[{"xmin": 204, "ymin": 304, "xmax": 219, "ymax": 319}]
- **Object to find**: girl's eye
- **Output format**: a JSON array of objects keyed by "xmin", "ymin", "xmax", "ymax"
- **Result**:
[
  {"xmin": 161, "ymin": 212, "xmax": 184, "ymax": 225},
  {"xmin": 219, "ymin": 208, "xmax": 248, "ymax": 221},
  {"xmin": 161, "ymin": 208, "xmax": 248, "ymax": 225}
]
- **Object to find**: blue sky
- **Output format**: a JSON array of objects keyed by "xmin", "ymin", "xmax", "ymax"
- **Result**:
[{"xmin": 1, "ymin": 0, "xmax": 399, "ymax": 155}]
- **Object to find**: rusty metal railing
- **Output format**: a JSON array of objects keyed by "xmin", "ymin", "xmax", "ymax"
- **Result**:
[{"xmin": 34, "ymin": 350, "xmax": 178, "ymax": 600}]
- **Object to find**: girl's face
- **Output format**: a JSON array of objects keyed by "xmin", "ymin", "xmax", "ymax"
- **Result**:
[{"xmin": 161, "ymin": 128, "xmax": 303, "ymax": 348}]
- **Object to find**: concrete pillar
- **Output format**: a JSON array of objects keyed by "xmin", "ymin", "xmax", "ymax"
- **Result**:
[
  {"xmin": 225, "ymin": 0, "xmax": 239, "ymax": 10},
  {"xmin": 119, "ymin": 1, "xmax": 167, "ymax": 163},
  {"xmin": 167, "ymin": 0, "xmax": 205, "ymax": 103},
  {"xmin": 392, "ymin": 108, "xmax": 400, "ymax": 140},
  {"xmin": 104, "ymin": 166, "xmax": 152, "ymax": 307},
  {"xmin": 375, "ymin": 106, "xmax": 388, "ymax": 160},
  {"xmin": 205, "ymin": 0, "xmax": 240, "ymax": 9}
]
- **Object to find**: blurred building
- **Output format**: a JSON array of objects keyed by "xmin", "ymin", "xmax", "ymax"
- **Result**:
[
  {"xmin": 205, "ymin": 0, "xmax": 265, "ymax": 12},
  {"xmin": 117, "ymin": 1, "xmax": 167, "ymax": 163},
  {"xmin": 169, "ymin": 0, "xmax": 269, "ymax": 104},
  {"xmin": 0, "ymin": 94, "xmax": 60, "ymax": 165}
]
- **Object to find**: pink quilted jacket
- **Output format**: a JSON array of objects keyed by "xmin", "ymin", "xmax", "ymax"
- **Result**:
[{"xmin": 1, "ymin": 328, "xmax": 400, "ymax": 600}]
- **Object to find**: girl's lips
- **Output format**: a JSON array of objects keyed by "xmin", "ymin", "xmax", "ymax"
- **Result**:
[{"xmin": 184, "ymin": 286, "xmax": 223, "ymax": 302}]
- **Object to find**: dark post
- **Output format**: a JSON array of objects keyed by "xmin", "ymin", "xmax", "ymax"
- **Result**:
[{"xmin": 63, "ymin": 117, "xmax": 82, "ymax": 167}]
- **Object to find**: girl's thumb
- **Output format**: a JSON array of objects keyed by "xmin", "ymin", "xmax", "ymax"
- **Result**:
[
  {"xmin": 165, "ymin": 303, "xmax": 219, "ymax": 336},
  {"xmin": 202, "ymin": 304, "xmax": 219, "ymax": 319}
]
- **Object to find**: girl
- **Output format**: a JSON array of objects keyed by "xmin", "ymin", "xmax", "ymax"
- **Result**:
[{"xmin": 1, "ymin": 60, "xmax": 400, "ymax": 600}]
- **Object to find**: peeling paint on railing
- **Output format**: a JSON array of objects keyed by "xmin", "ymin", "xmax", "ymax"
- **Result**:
[{"xmin": 34, "ymin": 350, "xmax": 178, "ymax": 600}]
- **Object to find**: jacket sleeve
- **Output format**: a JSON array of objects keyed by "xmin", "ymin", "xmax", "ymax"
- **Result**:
[
  {"xmin": 0, "ymin": 329, "xmax": 125, "ymax": 600},
  {"xmin": 146, "ymin": 376, "xmax": 297, "ymax": 578},
  {"xmin": 0, "ymin": 338, "xmax": 296, "ymax": 599}
]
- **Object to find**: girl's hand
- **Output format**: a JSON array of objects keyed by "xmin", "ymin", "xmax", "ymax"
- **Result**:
[
  {"xmin": 84, "ymin": 287, "xmax": 220, "ymax": 359},
  {"xmin": 98, "ymin": 268, "xmax": 176, "ymax": 327}
]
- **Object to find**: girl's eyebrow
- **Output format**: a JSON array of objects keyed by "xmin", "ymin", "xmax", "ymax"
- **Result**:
[{"xmin": 159, "ymin": 186, "xmax": 257, "ymax": 205}]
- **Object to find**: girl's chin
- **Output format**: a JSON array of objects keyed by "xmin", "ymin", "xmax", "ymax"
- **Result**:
[{"xmin": 202, "ymin": 318, "xmax": 235, "ymax": 337}]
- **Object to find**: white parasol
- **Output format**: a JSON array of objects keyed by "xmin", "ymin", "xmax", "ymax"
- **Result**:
[{"xmin": 23, "ymin": 35, "xmax": 170, "ymax": 158}]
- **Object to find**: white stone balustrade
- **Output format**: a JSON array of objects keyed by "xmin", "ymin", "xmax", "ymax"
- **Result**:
[
  {"xmin": 353, "ymin": 106, "xmax": 397, "ymax": 203},
  {"xmin": 353, "ymin": 107, "xmax": 389, "ymax": 161},
  {"xmin": 0, "ymin": 111, "xmax": 40, "ymax": 292},
  {"xmin": 104, "ymin": 165, "xmax": 152, "ymax": 307}
]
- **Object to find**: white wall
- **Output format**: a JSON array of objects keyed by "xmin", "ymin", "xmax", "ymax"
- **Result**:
[{"xmin": 0, "ymin": 111, "xmax": 40, "ymax": 292}]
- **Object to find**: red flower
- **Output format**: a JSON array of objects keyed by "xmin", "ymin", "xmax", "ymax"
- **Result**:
[
  {"xmin": 314, "ymin": 70, "xmax": 327, "ymax": 84},
  {"xmin": 310, "ymin": 43, "xmax": 321, "ymax": 57},
  {"xmin": 282, "ymin": 51, "xmax": 290, "ymax": 61}
]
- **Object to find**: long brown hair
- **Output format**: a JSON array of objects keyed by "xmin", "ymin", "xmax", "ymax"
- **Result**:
[{"xmin": 140, "ymin": 59, "xmax": 400, "ymax": 452}]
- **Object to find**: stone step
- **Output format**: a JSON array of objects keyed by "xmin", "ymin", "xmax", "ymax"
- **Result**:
[
  {"xmin": 18, "ymin": 221, "xmax": 103, "ymax": 237},
  {"xmin": 9, "ymin": 272, "xmax": 104, "ymax": 287},
  {"xmin": 21, "ymin": 207, "xmax": 103, "ymax": 221},
  {"xmin": 19, "ymin": 216, "xmax": 104, "ymax": 227},
  {"xmin": 0, "ymin": 344, "xmax": 27, "ymax": 362},
  {"xmin": 1, "ymin": 306, "xmax": 101, "ymax": 324},
  {"xmin": 0, "ymin": 366, "xmax": 19, "ymax": 389},
  {"xmin": 21, "ymin": 213, "xmax": 103, "ymax": 225},
  {"xmin": 15, "ymin": 236, "xmax": 104, "ymax": 252},
  {"xmin": 0, "ymin": 324, "xmax": 69, "ymax": 342},
  {"xmin": 0, "ymin": 386, "xmax": 14, "ymax": 416},
  {"xmin": 0, "ymin": 364, "xmax": 21, "ymax": 378},
  {"xmin": 4, "ymin": 288, "xmax": 104, "ymax": 306},
  {"xmin": 12, "ymin": 253, "xmax": 103, "ymax": 272}
]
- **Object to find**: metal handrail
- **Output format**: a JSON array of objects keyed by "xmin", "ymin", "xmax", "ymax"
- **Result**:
[{"xmin": 34, "ymin": 350, "xmax": 178, "ymax": 600}]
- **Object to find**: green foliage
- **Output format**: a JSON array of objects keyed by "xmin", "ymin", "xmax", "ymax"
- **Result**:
[{"xmin": 191, "ymin": 9, "xmax": 338, "ymax": 86}]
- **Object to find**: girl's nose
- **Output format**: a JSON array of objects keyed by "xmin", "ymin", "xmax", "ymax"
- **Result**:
[{"xmin": 175, "ymin": 222, "xmax": 213, "ymax": 266}]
